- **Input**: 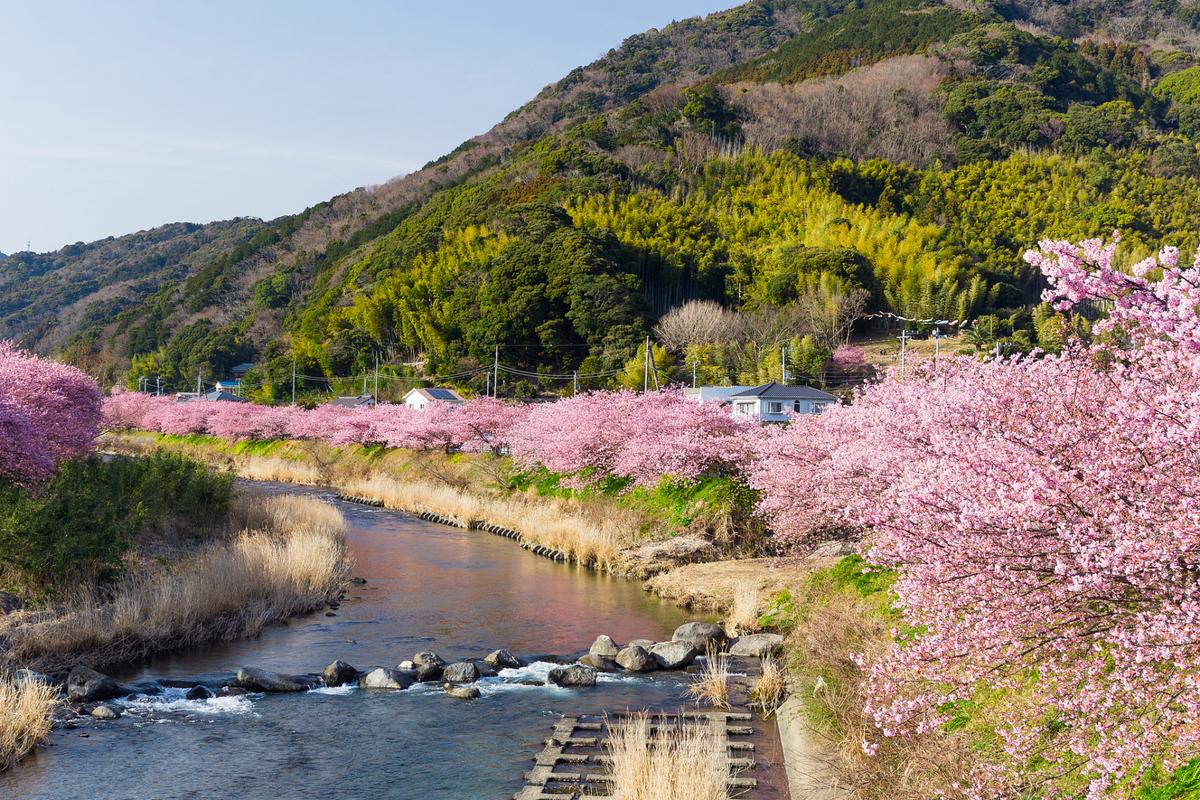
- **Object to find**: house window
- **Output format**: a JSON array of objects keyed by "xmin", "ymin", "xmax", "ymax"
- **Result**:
[
  {"xmin": 767, "ymin": 401, "xmax": 783, "ymax": 414},
  {"xmin": 793, "ymin": 400, "xmax": 802, "ymax": 413},
  {"xmin": 735, "ymin": 402, "xmax": 755, "ymax": 415}
]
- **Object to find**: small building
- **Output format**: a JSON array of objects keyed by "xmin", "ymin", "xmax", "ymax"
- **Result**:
[
  {"xmin": 403, "ymin": 387, "xmax": 465, "ymax": 411},
  {"xmin": 332, "ymin": 395, "xmax": 376, "ymax": 409},
  {"xmin": 203, "ymin": 390, "xmax": 249, "ymax": 403},
  {"xmin": 174, "ymin": 392, "xmax": 201, "ymax": 403},
  {"xmin": 213, "ymin": 379, "xmax": 242, "ymax": 394},
  {"xmin": 728, "ymin": 382, "xmax": 836, "ymax": 422},
  {"xmin": 230, "ymin": 362, "xmax": 256, "ymax": 377},
  {"xmin": 683, "ymin": 386, "xmax": 752, "ymax": 404}
]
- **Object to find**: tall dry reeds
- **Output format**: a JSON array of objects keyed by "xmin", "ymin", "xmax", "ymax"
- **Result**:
[
  {"xmin": 342, "ymin": 474, "xmax": 633, "ymax": 568},
  {"xmin": 750, "ymin": 656, "xmax": 786, "ymax": 715},
  {"xmin": 2, "ymin": 494, "xmax": 349, "ymax": 673},
  {"xmin": 0, "ymin": 677, "xmax": 58, "ymax": 771},
  {"xmin": 686, "ymin": 647, "xmax": 731, "ymax": 710},
  {"xmin": 605, "ymin": 713, "xmax": 731, "ymax": 800},
  {"xmin": 725, "ymin": 580, "xmax": 761, "ymax": 636}
]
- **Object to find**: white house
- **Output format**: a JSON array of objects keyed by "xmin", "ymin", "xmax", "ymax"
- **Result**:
[
  {"xmin": 403, "ymin": 387, "xmax": 465, "ymax": 411},
  {"xmin": 683, "ymin": 386, "xmax": 752, "ymax": 404},
  {"xmin": 728, "ymin": 382, "xmax": 836, "ymax": 422}
]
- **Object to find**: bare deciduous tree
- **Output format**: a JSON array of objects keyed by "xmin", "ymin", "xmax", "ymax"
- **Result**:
[
  {"xmin": 654, "ymin": 300, "xmax": 738, "ymax": 351},
  {"xmin": 797, "ymin": 285, "xmax": 870, "ymax": 351}
]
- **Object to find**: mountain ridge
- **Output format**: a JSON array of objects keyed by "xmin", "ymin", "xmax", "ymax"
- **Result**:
[{"xmin": 8, "ymin": 0, "xmax": 1200, "ymax": 395}]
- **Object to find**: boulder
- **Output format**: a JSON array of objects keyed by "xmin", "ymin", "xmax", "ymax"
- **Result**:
[
  {"xmin": 235, "ymin": 667, "xmax": 316, "ymax": 693},
  {"xmin": 358, "ymin": 667, "xmax": 413, "ymax": 690},
  {"xmin": 671, "ymin": 621, "xmax": 729, "ymax": 652},
  {"xmin": 415, "ymin": 661, "xmax": 444, "ymax": 682},
  {"xmin": 615, "ymin": 645, "xmax": 657, "ymax": 673},
  {"xmin": 484, "ymin": 649, "xmax": 523, "ymax": 670},
  {"xmin": 90, "ymin": 704, "xmax": 120, "ymax": 720},
  {"xmin": 628, "ymin": 639, "xmax": 655, "ymax": 650},
  {"xmin": 12, "ymin": 669, "xmax": 52, "ymax": 687},
  {"xmin": 444, "ymin": 684, "xmax": 481, "ymax": 700},
  {"xmin": 67, "ymin": 667, "xmax": 120, "ymax": 703},
  {"xmin": 588, "ymin": 635, "xmax": 621, "ymax": 658},
  {"xmin": 472, "ymin": 660, "xmax": 498, "ymax": 678},
  {"xmin": 218, "ymin": 686, "xmax": 248, "ymax": 697},
  {"xmin": 322, "ymin": 660, "xmax": 358, "ymax": 687},
  {"xmin": 0, "ymin": 591, "xmax": 24, "ymax": 615},
  {"xmin": 442, "ymin": 662, "xmax": 481, "ymax": 684},
  {"xmin": 185, "ymin": 685, "xmax": 214, "ymax": 701},
  {"xmin": 413, "ymin": 651, "xmax": 445, "ymax": 668},
  {"xmin": 577, "ymin": 653, "xmax": 620, "ymax": 672},
  {"xmin": 621, "ymin": 537, "xmax": 717, "ymax": 579},
  {"xmin": 650, "ymin": 641, "xmax": 698, "ymax": 670},
  {"xmin": 548, "ymin": 664, "xmax": 597, "ymax": 688},
  {"xmin": 729, "ymin": 633, "xmax": 785, "ymax": 658},
  {"xmin": 398, "ymin": 660, "xmax": 414, "ymax": 671}
]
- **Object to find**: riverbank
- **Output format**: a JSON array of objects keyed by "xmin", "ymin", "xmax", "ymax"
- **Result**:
[{"xmin": 102, "ymin": 431, "xmax": 767, "ymax": 577}]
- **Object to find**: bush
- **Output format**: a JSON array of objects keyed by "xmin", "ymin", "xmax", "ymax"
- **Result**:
[{"xmin": 0, "ymin": 453, "xmax": 232, "ymax": 591}]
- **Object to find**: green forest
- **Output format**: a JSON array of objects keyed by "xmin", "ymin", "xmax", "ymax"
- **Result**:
[{"xmin": 7, "ymin": 0, "xmax": 1200, "ymax": 399}]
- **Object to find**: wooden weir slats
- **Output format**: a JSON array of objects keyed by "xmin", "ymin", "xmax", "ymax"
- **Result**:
[{"xmin": 513, "ymin": 711, "xmax": 759, "ymax": 800}]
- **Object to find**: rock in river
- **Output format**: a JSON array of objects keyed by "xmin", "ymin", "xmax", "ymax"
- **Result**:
[
  {"xmin": 588, "ymin": 635, "xmax": 620, "ymax": 658},
  {"xmin": 650, "ymin": 641, "xmax": 697, "ymax": 670},
  {"xmin": 484, "ymin": 649, "xmax": 523, "ymax": 670},
  {"xmin": 671, "ymin": 621, "xmax": 729, "ymax": 652},
  {"xmin": 90, "ymin": 704, "xmax": 121, "ymax": 720},
  {"xmin": 186, "ymin": 685, "xmax": 215, "ymax": 701},
  {"xmin": 235, "ymin": 667, "xmax": 317, "ymax": 693},
  {"xmin": 358, "ymin": 667, "xmax": 414, "ymax": 690},
  {"xmin": 729, "ymin": 633, "xmax": 785, "ymax": 658},
  {"xmin": 415, "ymin": 661, "xmax": 444, "ymax": 682},
  {"xmin": 549, "ymin": 664, "xmax": 597, "ymax": 688},
  {"xmin": 615, "ymin": 645, "xmax": 656, "ymax": 673},
  {"xmin": 322, "ymin": 660, "xmax": 358, "ymax": 687},
  {"xmin": 442, "ymin": 662, "xmax": 481, "ymax": 684},
  {"xmin": 413, "ymin": 651, "xmax": 445, "ymax": 668},
  {"xmin": 577, "ymin": 653, "xmax": 619, "ymax": 672},
  {"xmin": 444, "ymin": 684, "xmax": 481, "ymax": 700},
  {"xmin": 67, "ymin": 667, "xmax": 120, "ymax": 703}
]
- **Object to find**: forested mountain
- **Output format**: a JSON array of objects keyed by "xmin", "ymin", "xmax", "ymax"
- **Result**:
[{"xmin": 8, "ymin": 0, "xmax": 1200, "ymax": 398}]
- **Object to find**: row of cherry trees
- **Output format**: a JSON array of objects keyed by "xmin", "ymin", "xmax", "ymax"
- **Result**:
[
  {"xmin": 0, "ymin": 341, "xmax": 101, "ymax": 487},
  {"xmin": 98, "ymin": 233, "xmax": 1198, "ymax": 796},
  {"xmin": 102, "ymin": 388, "xmax": 752, "ymax": 488},
  {"xmin": 748, "ymin": 235, "xmax": 1200, "ymax": 798}
]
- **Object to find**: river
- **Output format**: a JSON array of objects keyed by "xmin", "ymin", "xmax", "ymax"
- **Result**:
[{"xmin": 0, "ymin": 484, "xmax": 700, "ymax": 799}]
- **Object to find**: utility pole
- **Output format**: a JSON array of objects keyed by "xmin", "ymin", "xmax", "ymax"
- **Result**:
[
  {"xmin": 780, "ymin": 346, "xmax": 788, "ymax": 384},
  {"xmin": 898, "ymin": 329, "xmax": 909, "ymax": 381},
  {"xmin": 373, "ymin": 352, "xmax": 379, "ymax": 406},
  {"xmin": 933, "ymin": 328, "xmax": 942, "ymax": 361},
  {"xmin": 572, "ymin": 370, "xmax": 578, "ymax": 396},
  {"xmin": 155, "ymin": 376, "xmax": 161, "ymax": 396},
  {"xmin": 692, "ymin": 361, "xmax": 697, "ymax": 388},
  {"xmin": 493, "ymin": 345, "xmax": 499, "ymax": 399},
  {"xmin": 643, "ymin": 336, "xmax": 650, "ymax": 392},
  {"xmin": 485, "ymin": 370, "xmax": 490, "ymax": 397},
  {"xmin": 197, "ymin": 371, "xmax": 203, "ymax": 399},
  {"xmin": 291, "ymin": 354, "xmax": 297, "ymax": 406}
]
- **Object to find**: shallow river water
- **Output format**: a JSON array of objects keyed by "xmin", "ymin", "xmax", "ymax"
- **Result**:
[{"xmin": 0, "ymin": 484, "xmax": 700, "ymax": 800}]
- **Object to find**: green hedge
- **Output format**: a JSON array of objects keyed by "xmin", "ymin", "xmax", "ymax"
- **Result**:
[{"xmin": 0, "ymin": 452, "xmax": 232, "ymax": 592}]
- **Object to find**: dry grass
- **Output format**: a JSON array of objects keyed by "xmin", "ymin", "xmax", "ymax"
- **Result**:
[
  {"xmin": 787, "ymin": 583, "xmax": 969, "ymax": 800},
  {"xmin": 605, "ymin": 713, "xmax": 731, "ymax": 800},
  {"xmin": 234, "ymin": 456, "xmax": 323, "ymax": 485},
  {"xmin": 1, "ymin": 494, "xmax": 350, "ymax": 673},
  {"xmin": 343, "ymin": 474, "xmax": 634, "ymax": 568},
  {"xmin": 725, "ymin": 580, "xmax": 761, "ymax": 636},
  {"xmin": 750, "ymin": 656, "xmax": 786, "ymax": 715},
  {"xmin": 0, "ymin": 677, "xmax": 58, "ymax": 771},
  {"xmin": 646, "ymin": 556, "xmax": 834, "ymax": 613},
  {"xmin": 686, "ymin": 647, "xmax": 730, "ymax": 710}
]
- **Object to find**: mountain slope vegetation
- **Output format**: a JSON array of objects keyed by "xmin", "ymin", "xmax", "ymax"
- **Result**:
[{"xmin": 6, "ymin": 0, "xmax": 1200, "ymax": 397}]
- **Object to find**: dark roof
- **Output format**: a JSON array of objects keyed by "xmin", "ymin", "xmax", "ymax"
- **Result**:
[
  {"xmin": 332, "ymin": 395, "xmax": 375, "ymax": 408},
  {"xmin": 203, "ymin": 391, "xmax": 249, "ymax": 403},
  {"xmin": 231, "ymin": 362, "xmax": 256, "ymax": 375},
  {"xmin": 425, "ymin": 388, "xmax": 460, "ymax": 400},
  {"xmin": 729, "ymin": 381, "xmax": 836, "ymax": 401}
]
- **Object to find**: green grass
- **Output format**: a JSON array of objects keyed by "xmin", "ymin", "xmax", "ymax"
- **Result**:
[{"xmin": 1140, "ymin": 761, "xmax": 1200, "ymax": 800}]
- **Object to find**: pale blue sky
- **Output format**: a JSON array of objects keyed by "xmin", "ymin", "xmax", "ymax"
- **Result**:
[{"xmin": 0, "ymin": 1, "xmax": 734, "ymax": 254}]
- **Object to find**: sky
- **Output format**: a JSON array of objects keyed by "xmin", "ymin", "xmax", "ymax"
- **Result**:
[{"xmin": 0, "ymin": 0, "xmax": 735, "ymax": 255}]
